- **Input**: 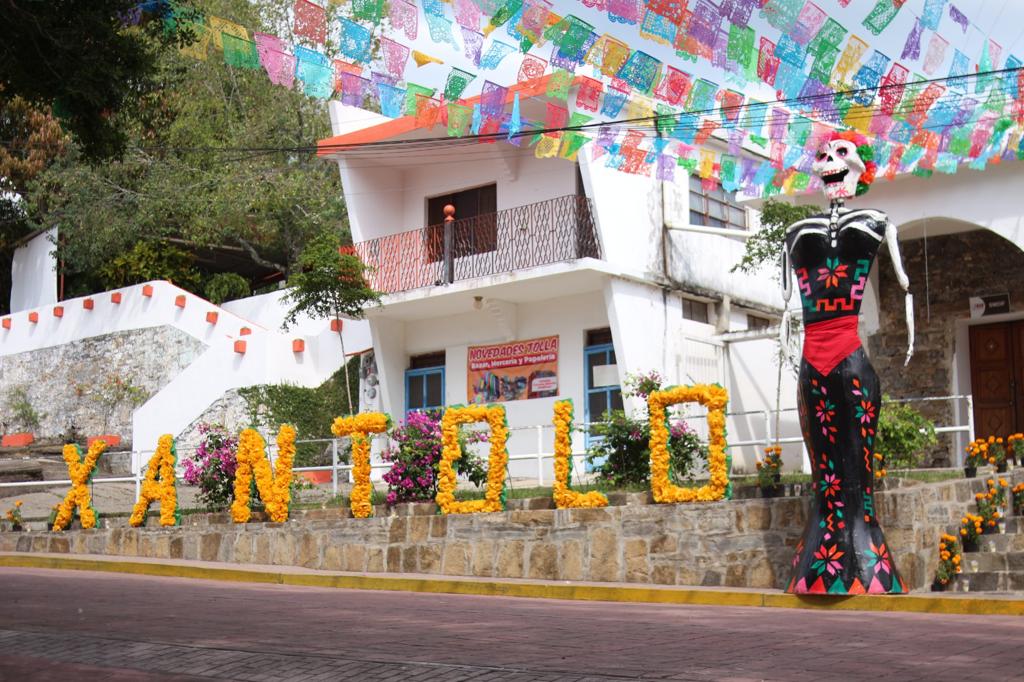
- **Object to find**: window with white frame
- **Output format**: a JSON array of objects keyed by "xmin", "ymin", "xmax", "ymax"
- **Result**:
[{"xmin": 688, "ymin": 175, "xmax": 748, "ymax": 230}]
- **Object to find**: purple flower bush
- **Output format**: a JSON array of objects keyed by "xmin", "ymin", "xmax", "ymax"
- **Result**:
[
  {"xmin": 182, "ymin": 423, "xmax": 240, "ymax": 512},
  {"xmin": 382, "ymin": 410, "xmax": 489, "ymax": 506}
]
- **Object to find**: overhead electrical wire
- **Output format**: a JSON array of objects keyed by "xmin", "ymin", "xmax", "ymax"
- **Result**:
[
  {"xmin": 4, "ymin": 65, "xmax": 1021, "ymax": 166},
  {"xmin": 141, "ymin": 63, "xmax": 1024, "ymax": 160}
]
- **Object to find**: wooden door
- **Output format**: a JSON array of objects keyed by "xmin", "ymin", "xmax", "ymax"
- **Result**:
[
  {"xmin": 1015, "ymin": 321, "xmax": 1024, "ymax": 431},
  {"xmin": 969, "ymin": 321, "xmax": 1024, "ymax": 438}
]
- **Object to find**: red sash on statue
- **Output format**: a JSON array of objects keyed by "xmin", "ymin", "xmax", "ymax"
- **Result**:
[{"xmin": 803, "ymin": 315, "xmax": 861, "ymax": 376}]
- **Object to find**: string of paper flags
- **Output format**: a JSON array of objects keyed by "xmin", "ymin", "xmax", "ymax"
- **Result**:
[{"xmin": 148, "ymin": 0, "xmax": 1024, "ymax": 197}]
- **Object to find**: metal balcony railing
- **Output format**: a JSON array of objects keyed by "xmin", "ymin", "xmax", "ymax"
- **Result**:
[{"xmin": 353, "ymin": 195, "xmax": 601, "ymax": 295}]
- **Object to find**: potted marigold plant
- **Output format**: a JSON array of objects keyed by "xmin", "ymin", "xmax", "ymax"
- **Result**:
[
  {"xmin": 960, "ymin": 513, "xmax": 984, "ymax": 552},
  {"xmin": 986, "ymin": 436, "xmax": 1008, "ymax": 472},
  {"xmin": 1012, "ymin": 482, "xmax": 1024, "ymax": 516},
  {"xmin": 4, "ymin": 500, "xmax": 24, "ymax": 532},
  {"xmin": 1007, "ymin": 433, "xmax": 1024, "ymax": 466},
  {"xmin": 976, "ymin": 489, "xmax": 1003, "ymax": 535},
  {"xmin": 756, "ymin": 445, "xmax": 783, "ymax": 498},
  {"xmin": 964, "ymin": 439, "xmax": 988, "ymax": 478},
  {"xmin": 872, "ymin": 451, "xmax": 888, "ymax": 482},
  {"xmin": 932, "ymin": 533, "xmax": 962, "ymax": 591}
]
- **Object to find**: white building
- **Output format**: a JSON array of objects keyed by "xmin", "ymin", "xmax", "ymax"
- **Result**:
[
  {"xmin": 318, "ymin": 77, "xmax": 798, "ymax": 478},
  {"xmin": 848, "ymin": 160, "xmax": 1024, "ymax": 464}
]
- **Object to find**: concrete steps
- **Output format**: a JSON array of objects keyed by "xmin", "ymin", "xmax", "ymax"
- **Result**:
[
  {"xmin": 0, "ymin": 445, "xmax": 133, "ymax": 499},
  {"xmin": 950, "ymin": 514, "xmax": 1024, "ymax": 592}
]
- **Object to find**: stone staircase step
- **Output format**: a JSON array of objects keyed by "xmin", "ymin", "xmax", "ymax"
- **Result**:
[
  {"xmin": 30, "ymin": 451, "xmax": 133, "ymax": 478},
  {"xmin": 961, "ymin": 551, "xmax": 1024, "ymax": 573},
  {"xmin": 978, "ymin": 533, "xmax": 1024, "ymax": 552},
  {"xmin": 950, "ymin": 571, "xmax": 1024, "ymax": 592}
]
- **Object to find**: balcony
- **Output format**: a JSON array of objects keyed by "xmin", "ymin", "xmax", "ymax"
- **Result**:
[{"xmin": 353, "ymin": 195, "xmax": 601, "ymax": 295}]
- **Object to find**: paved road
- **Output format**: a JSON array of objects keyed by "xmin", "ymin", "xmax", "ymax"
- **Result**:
[{"xmin": 1, "ymin": 568, "xmax": 1022, "ymax": 681}]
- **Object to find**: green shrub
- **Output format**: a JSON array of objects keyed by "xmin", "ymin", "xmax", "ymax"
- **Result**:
[
  {"xmin": 876, "ymin": 396, "xmax": 937, "ymax": 469},
  {"xmin": 97, "ymin": 240, "xmax": 201, "ymax": 292},
  {"xmin": 238, "ymin": 357, "xmax": 360, "ymax": 467},
  {"xmin": 204, "ymin": 272, "xmax": 251, "ymax": 304},
  {"xmin": 586, "ymin": 410, "xmax": 706, "ymax": 487},
  {"xmin": 3, "ymin": 385, "xmax": 42, "ymax": 432}
]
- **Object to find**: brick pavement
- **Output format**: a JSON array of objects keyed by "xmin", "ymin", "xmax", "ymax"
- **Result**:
[{"xmin": 1, "ymin": 567, "xmax": 1023, "ymax": 681}]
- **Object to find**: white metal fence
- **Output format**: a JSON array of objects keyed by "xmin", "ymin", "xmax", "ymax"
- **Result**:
[{"xmin": 0, "ymin": 395, "xmax": 977, "ymax": 497}]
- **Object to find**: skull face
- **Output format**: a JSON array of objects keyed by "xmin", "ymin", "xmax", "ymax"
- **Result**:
[{"xmin": 812, "ymin": 138, "xmax": 866, "ymax": 200}]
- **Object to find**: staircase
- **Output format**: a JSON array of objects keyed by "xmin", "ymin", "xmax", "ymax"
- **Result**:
[
  {"xmin": 0, "ymin": 444, "xmax": 134, "ymax": 499},
  {"xmin": 952, "ymin": 516, "xmax": 1024, "ymax": 592}
]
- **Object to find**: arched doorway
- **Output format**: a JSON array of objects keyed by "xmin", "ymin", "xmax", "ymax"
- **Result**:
[{"xmin": 868, "ymin": 221, "xmax": 1024, "ymax": 462}]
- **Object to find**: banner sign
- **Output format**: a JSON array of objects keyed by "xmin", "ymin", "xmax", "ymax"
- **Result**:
[{"xmin": 467, "ymin": 335, "xmax": 559, "ymax": 403}]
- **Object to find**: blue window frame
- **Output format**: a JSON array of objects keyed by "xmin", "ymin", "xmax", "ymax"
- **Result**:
[
  {"xmin": 584, "ymin": 343, "xmax": 623, "ymax": 470},
  {"xmin": 405, "ymin": 366, "xmax": 445, "ymax": 415}
]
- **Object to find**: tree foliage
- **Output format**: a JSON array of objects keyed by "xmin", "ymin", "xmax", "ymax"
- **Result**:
[
  {"xmin": 284, "ymin": 232, "xmax": 380, "ymax": 412},
  {"xmin": 283, "ymin": 232, "xmax": 380, "ymax": 327},
  {"xmin": 0, "ymin": 95, "xmax": 71, "ymax": 313},
  {"xmin": 25, "ymin": 0, "xmax": 347, "ymax": 297},
  {"xmin": 0, "ymin": 1, "xmax": 195, "ymax": 160},
  {"xmin": 204, "ymin": 272, "xmax": 251, "ymax": 304},
  {"xmin": 96, "ymin": 240, "xmax": 202, "ymax": 291},
  {"xmin": 876, "ymin": 397, "xmax": 938, "ymax": 469},
  {"xmin": 731, "ymin": 199, "xmax": 818, "ymax": 275}
]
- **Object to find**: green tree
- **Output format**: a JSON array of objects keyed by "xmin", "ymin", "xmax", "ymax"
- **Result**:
[
  {"xmin": 0, "ymin": 94, "xmax": 70, "ymax": 313},
  {"xmin": 96, "ymin": 240, "xmax": 202, "ymax": 291},
  {"xmin": 731, "ymin": 199, "xmax": 818, "ymax": 275},
  {"xmin": 26, "ymin": 0, "xmax": 347, "ymax": 296},
  {"xmin": 0, "ymin": 1, "xmax": 196, "ymax": 160},
  {"xmin": 284, "ymin": 232, "xmax": 380, "ymax": 412},
  {"xmin": 876, "ymin": 397, "xmax": 938, "ymax": 469}
]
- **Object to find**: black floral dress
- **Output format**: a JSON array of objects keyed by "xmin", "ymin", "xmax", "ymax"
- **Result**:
[{"xmin": 783, "ymin": 207, "xmax": 907, "ymax": 595}]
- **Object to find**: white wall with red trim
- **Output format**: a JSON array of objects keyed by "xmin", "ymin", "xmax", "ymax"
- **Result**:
[
  {"xmin": 0, "ymin": 280, "xmax": 369, "ymax": 472},
  {"xmin": 10, "ymin": 229, "xmax": 57, "ymax": 314}
]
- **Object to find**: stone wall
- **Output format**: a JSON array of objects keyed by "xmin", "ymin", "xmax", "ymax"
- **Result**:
[
  {"xmin": 174, "ymin": 389, "xmax": 251, "ymax": 452},
  {"xmin": 4, "ymin": 472, "xmax": 1018, "ymax": 591},
  {"xmin": 0, "ymin": 328, "xmax": 206, "ymax": 445},
  {"xmin": 871, "ymin": 229, "xmax": 1024, "ymax": 464}
]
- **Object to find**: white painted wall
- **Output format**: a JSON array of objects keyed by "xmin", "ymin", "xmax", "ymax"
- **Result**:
[
  {"xmin": 578, "ymin": 145, "xmax": 783, "ymax": 310},
  {"xmin": 603, "ymin": 278, "xmax": 725, "ymax": 413},
  {"xmin": 725, "ymin": 336, "xmax": 803, "ymax": 474},
  {"xmin": 337, "ymin": 143, "xmax": 576, "ymax": 244},
  {"xmin": 10, "ymin": 228, "xmax": 57, "ymax": 314},
  {"xmin": 867, "ymin": 161, "xmax": 1024, "ymax": 248},
  {"xmin": 371, "ymin": 289, "xmax": 609, "ymax": 478},
  {"xmin": 0, "ymin": 280, "xmax": 370, "ymax": 470}
]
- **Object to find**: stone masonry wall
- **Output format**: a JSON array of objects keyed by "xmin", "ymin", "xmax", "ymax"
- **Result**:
[
  {"xmin": 174, "ymin": 389, "xmax": 251, "ymax": 452},
  {"xmin": 4, "ymin": 473, "xmax": 1018, "ymax": 591},
  {"xmin": 871, "ymin": 230, "xmax": 1024, "ymax": 464},
  {"xmin": 0, "ymin": 327, "xmax": 206, "ymax": 445}
]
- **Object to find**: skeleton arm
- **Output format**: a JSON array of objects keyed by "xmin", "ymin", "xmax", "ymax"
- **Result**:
[
  {"xmin": 779, "ymin": 243, "xmax": 793, "ymax": 365},
  {"xmin": 885, "ymin": 220, "xmax": 914, "ymax": 365}
]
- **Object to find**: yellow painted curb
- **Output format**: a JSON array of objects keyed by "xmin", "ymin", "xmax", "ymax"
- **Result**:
[{"xmin": 1, "ymin": 553, "xmax": 1022, "ymax": 616}]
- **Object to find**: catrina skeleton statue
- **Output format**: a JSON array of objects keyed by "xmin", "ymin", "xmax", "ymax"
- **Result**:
[{"xmin": 780, "ymin": 131, "xmax": 914, "ymax": 594}]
